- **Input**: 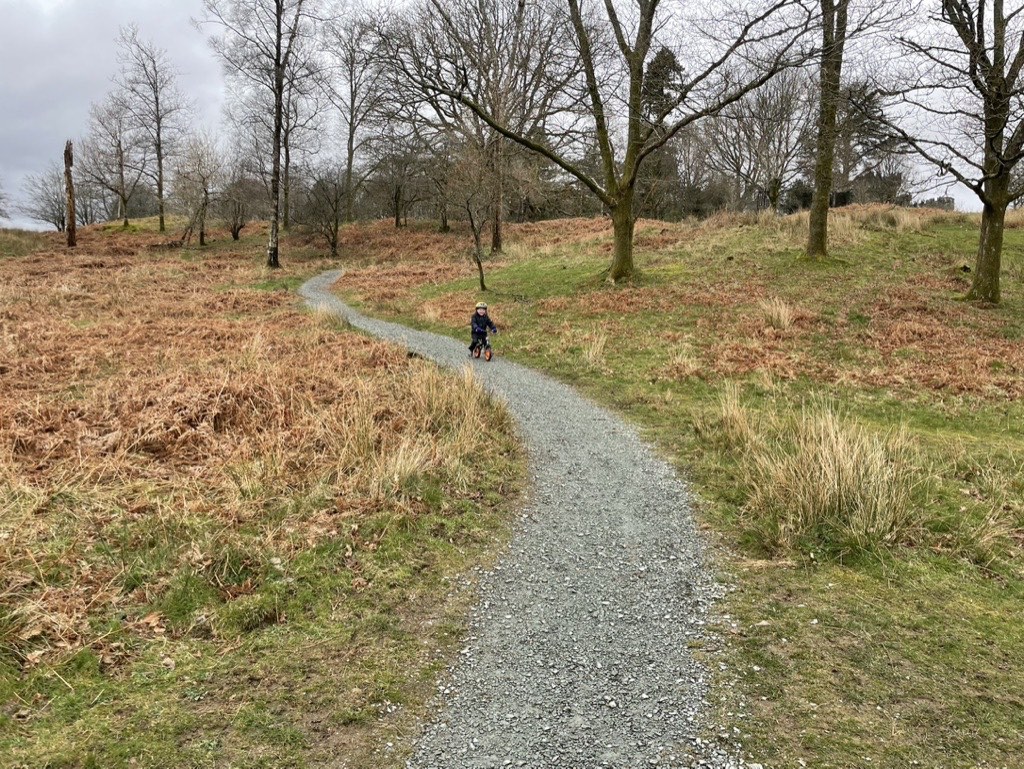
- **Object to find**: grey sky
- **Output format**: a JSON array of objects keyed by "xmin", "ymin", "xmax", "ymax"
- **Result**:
[
  {"xmin": 0, "ymin": 0, "xmax": 979, "ymax": 229},
  {"xmin": 0, "ymin": 0, "xmax": 224, "ymax": 228}
]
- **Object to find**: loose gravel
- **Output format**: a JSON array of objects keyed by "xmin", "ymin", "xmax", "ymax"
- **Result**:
[{"xmin": 300, "ymin": 272, "xmax": 739, "ymax": 769}]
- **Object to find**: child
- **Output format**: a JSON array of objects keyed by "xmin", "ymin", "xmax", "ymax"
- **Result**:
[{"xmin": 469, "ymin": 301, "xmax": 498, "ymax": 358}]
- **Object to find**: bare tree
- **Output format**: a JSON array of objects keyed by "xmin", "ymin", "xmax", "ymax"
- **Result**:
[
  {"xmin": 0, "ymin": 176, "xmax": 9, "ymax": 220},
  {"xmin": 19, "ymin": 164, "xmax": 68, "ymax": 231},
  {"xmin": 708, "ymin": 68, "xmax": 816, "ymax": 210},
  {"xmin": 218, "ymin": 159, "xmax": 265, "ymax": 240},
  {"xmin": 297, "ymin": 164, "xmax": 346, "ymax": 255},
  {"xmin": 447, "ymin": 141, "xmax": 495, "ymax": 290},
  {"xmin": 174, "ymin": 133, "xmax": 223, "ymax": 247},
  {"xmin": 325, "ymin": 10, "xmax": 387, "ymax": 223},
  {"xmin": 75, "ymin": 180, "xmax": 108, "ymax": 227},
  {"xmin": 366, "ymin": 120, "xmax": 430, "ymax": 227},
  {"xmin": 382, "ymin": 0, "xmax": 582, "ymax": 256},
  {"xmin": 199, "ymin": 0, "xmax": 318, "ymax": 267},
  {"xmin": 282, "ymin": 75, "xmax": 327, "ymax": 230},
  {"xmin": 80, "ymin": 93, "xmax": 150, "ymax": 228},
  {"xmin": 875, "ymin": 0, "xmax": 1024, "ymax": 303},
  {"xmin": 115, "ymin": 25, "xmax": 191, "ymax": 233},
  {"xmin": 388, "ymin": 0, "xmax": 813, "ymax": 281}
]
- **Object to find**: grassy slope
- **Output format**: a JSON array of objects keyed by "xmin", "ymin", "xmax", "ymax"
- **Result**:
[
  {"xmin": 0, "ymin": 222, "xmax": 524, "ymax": 768},
  {"xmin": 337, "ymin": 209, "xmax": 1024, "ymax": 769}
]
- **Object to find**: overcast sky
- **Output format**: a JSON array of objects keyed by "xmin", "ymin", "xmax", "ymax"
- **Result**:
[
  {"xmin": 0, "ymin": 0, "xmax": 224, "ymax": 228},
  {"xmin": 0, "ymin": 0, "xmax": 979, "ymax": 229}
]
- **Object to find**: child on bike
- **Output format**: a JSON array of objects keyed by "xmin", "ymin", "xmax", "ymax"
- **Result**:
[{"xmin": 469, "ymin": 301, "xmax": 498, "ymax": 358}]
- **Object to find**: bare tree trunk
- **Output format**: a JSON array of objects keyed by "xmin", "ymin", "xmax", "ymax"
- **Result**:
[
  {"xmin": 266, "ymin": 18, "xmax": 285, "ymax": 268},
  {"xmin": 117, "ymin": 139, "xmax": 130, "ymax": 228},
  {"xmin": 156, "ymin": 146, "xmax": 166, "ymax": 231},
  {"xmin": 609, "ymin": 188, "xmax": 635, "ymax": 282},
  {"xmin": 282, "ymin": 140, "xmax": 291, "ymax": 231},
  {"xmin": 393, "ymin": 186, "xmax": 402, "ymax": 228},
  {"xmin": 64, "ymin": 141, "xmax": 77, "ymax": 248},
  {"xmin": 344, "ymin": 106, "xmax": 357, "ymax": 224},
  {"xmin": 490, "ymin": 138, "xmax": 504, "ymax": 254},
  {"xmin": 199, "ymin": 189, "xmax": 208, "ymax": 246},
  {"xmin": 155, "ymin": 101, "xmax": 165, "ymax": 232},
  {"xmin": 468, "ymin": 207, "xmax": 487, "ymax": 291},
  {"xmin": 968, "ymin": 188, "xmax": 1007, "ymax": 304},
  {"xmin": 806, "ymin": 0, "xmax": 849, "ymax": 259}
]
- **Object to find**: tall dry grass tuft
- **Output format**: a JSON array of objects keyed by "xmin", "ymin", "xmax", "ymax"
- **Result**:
[
  {"xmin": 502, "ymin": 242, "xmax": 533, "ymax": 261},
  {"xmin": 956, "ymin": 508, "xmax": 1021, "ymax": 569},
  {"xmin": 759, "ymin": 297, "xmax": 795, "ymax": 331},
  {"xmin": 719, "ymin": 381, "xmax": 756, "ymax": 448},
  {"xmin": 743, "ymin": 404, "xmax": 922, "ymax": 555},
  {"xmin": 664, "ymin": 349, "xmax": 702, "ymax": 381},
  {"xmin": 582, "ymin": 329, "xmax": 608, "ymax": 367}
]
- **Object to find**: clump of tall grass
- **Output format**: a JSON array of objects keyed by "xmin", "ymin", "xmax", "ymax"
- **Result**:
[
  {"xmin": 502, "ymin": 242, "xmax": 533, "ymax": 261},
  {"xmin": 743, "ymin": 405, "xmax": 922, "ymax": 556},
  {"xmin": 759, "ymin": 297, "xmax": 796, "ymax": 331},
  {"xmin": 582, "ymin": 329, "xmax": 608, "ymax": 367},
  {"xmin": 664, "ymin": 349, "xmax": 702, "ymax": 381},
  {"xmin": 943, "ymin": 449, "xmax": 1024, "ymax": 570},
  {"xmin": 700, "ymin": 387, "xmax": 925, "ymax": 557},
  {"xmin": 719, "ymin": 381, "xmax": 756, "ymax": 447}
]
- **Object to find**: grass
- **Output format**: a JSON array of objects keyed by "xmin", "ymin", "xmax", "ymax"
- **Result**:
[
  {"xmin": 334, "ymin": 206, "xmax": 1024, "ymax": 768},
  {"xmin": 0, "ymin": 228, "xmax": 52, "ymax": 259},
  {"xmin": 758, "ymin": 297, "xmax": 795, "ymax": 331},
  {"xmin": 728, "ymin": 400, "xmax": 923, "ymax": 556},
  {"xmin": 0, "ymin": 220, "xmax": 524, "ymax": 768}
]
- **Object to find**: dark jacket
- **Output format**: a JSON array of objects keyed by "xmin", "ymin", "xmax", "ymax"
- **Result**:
[{"xmin": 471, "ymin": 312, "xmax": 497, "ymax": 336}]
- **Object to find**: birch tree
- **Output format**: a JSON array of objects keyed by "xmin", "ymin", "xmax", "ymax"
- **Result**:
[
  {"xmin": 174, "ymin": 133, "xmax": 223, "ymax": 247},
  {"xmin": 115, "ymin": 25, "xmax": 191, "ymax": 233},
  {"xmin": 80, "ymin": 93, "xmax": 150, "ymax": 228},
  {"xmin": 199, "ymin": 0, "xmax": 317, "ymax": 267}
]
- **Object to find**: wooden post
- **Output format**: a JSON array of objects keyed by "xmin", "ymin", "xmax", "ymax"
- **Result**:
[{"xmin": 64, "ymin": 140, "xmax": 77, "ymax": 248}]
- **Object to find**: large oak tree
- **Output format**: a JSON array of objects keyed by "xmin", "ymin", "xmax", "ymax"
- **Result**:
[{"xmin": 388, "ymin": 0, "xmax": 812, "ymax": 280}]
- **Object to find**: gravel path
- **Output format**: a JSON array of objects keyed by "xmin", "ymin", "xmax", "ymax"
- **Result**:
[{"xmin": 300, "ymin": 272, "xmax": 734, "ymax": 769}]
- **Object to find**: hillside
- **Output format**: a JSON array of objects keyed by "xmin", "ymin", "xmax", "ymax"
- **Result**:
[
  {"xmin": 0, "ymin": 223, "xmax": 523, "ymax": 768},
  {"xmin": 336, "ymin": 206, "xmax": 1024, "ymax": 769}
]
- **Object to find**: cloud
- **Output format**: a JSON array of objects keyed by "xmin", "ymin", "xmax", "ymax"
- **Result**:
[{"xmin": 0, "ymin": 0, "xmax": 224, "ymax": 222}]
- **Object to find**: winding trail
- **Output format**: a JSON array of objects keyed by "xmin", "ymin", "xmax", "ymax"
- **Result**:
[{"xmin": 300, "ymin": 272, "xmax": 731, "ymax": 769}]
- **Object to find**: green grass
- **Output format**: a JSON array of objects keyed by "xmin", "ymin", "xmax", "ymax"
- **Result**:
[
  {"xmin": 0, "ymin": 228, "xmax": 51, "ymax": 258},
  {"xmin": 2, "ymin": 474, "xmax": 521, "ymax": 768},
  {"xmin": 4, "ymin": 445, "xmax": 523, "ymax": 769},
  {"xmin": 337, "ymin": 209, "xmax": 1024, "ymax": 768}
]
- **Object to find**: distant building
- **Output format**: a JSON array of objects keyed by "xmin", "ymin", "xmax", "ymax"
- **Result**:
[{"xmin": 914, "ymin": 196, "xmax": 956, "ymax": 211}]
